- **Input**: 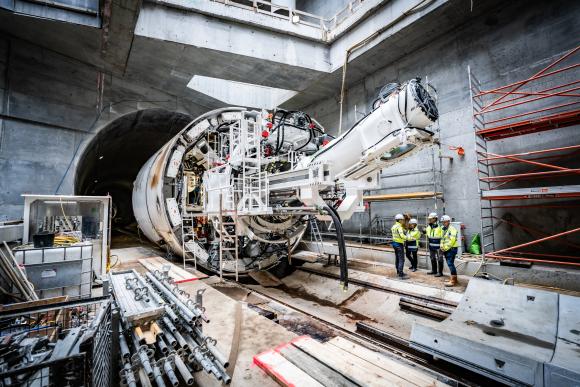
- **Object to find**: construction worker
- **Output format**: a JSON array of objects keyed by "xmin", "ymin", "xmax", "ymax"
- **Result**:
[
  {"xmin": 425, "ymin": 212, "xmax": 443, "ymax": 277},
  {"xmin": 391, "ymin": 214, "xmax": 408, "ymax": 279},
  {"xmin": 405, "ymin": 218, "xmax": 420, "ymax": 272},
  {"xmin": 440, "ymin": 215, "xmax": 460, "ymax": 287}
]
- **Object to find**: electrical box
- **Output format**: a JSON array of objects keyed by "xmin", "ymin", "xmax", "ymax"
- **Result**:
[{"xmin": 21, "ymin": 194, "xmax": 111, "ymax": 279}]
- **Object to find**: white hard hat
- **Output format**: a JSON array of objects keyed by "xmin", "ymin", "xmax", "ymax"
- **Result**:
[
  {"xmin": 395, "ymin": 214, "xmax": 404, "ymax": 220},
  {"xmin": 409, "ymin": 218, "xmax": 417, "ymax": 224},
  {"xmin": 428, "ymin": 212, "xmax": 438, "ymax": 219},
  {"xmin": 441, "ymin": 215, "xmax": 451, "ymax": 222}
]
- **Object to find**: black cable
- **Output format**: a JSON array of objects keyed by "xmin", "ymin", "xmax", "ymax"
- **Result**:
[{"xmin": 324, "ymin": 204, "xmax": 348, "ymax": 289}]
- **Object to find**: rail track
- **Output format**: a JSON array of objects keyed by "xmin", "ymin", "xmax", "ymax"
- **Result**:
[{"xmin": 231, "ymin": 269, "xmax": 504, "ymax": 387}]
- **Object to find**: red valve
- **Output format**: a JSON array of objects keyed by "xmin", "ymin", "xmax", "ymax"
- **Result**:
[
  {"xmin": 449, "ymin": 146, "xmax": 465, "ymax": 156},
  {"xmin": 262, "ymin": 130, "xmax": 270, "ymax": 138},
  {"xmin": 309, "ymin": 122, "xmax": 315, "ymax": 129},
  {"xmin": 266, "ymin": 122, "xmax": 273, "ymax": 129},
  {"xmin": 322, "ymin": 139, "xmax": 330, "ymax": 146}
]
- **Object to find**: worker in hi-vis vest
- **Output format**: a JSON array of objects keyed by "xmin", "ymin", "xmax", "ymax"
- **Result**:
[
  {"xmin": 391, "ymin": 214, "xmax": 408, "ymax": 279},
  {"xmin": 440, "ymin": 215, "xmax": 460, "ymax": 287},
  {"xmin": 425, "ymin": 212, "xmax": 444, "ymax": 277},
  {"xmin": 405, "ymin": 219, "xmax": 420, "ymax": 272}
]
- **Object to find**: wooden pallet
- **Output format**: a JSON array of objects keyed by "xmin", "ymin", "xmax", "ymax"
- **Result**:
[
  {"xmin": 254, "ymin": 335, "xmax": 445, "ymax": 387},
  {"xmin": 138, "ymin": 256, "xmax": 207, "ymax": 283}
]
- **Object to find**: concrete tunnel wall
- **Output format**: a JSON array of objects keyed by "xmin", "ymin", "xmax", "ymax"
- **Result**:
[
  {"xmin": 74, "ymin": 109, "xmax": 192, "ymax": 226},
  {"xmin": 297, "ymin": 0, "xmax": 580, "ymax": 253},
  {"xmin": 0, "ymin": 35, "xmax": 200, "ymax": 221}
]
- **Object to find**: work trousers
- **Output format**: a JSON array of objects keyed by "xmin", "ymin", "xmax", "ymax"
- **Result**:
[
  {"xmin": 429, "ymin": 249, "xmax": 443, "ymax": 265},
  {"xmin": 405, "ymin": 247, "xmax": 418, "ymax": 270},
  {"xmin": 443, "ymin": 247, "xmax": 458, "ymax": 275},
  {"xmin": 392, "ymin": 242, "xmax": 405, "ymax": 276}
]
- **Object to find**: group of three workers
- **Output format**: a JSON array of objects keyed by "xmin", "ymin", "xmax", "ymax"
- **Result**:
[{"xmin": 391, "ymin": 213, "xmax": 460, "ymax": 287}]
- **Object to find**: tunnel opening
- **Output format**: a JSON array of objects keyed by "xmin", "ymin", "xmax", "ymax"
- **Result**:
[{"xmin": 74, "ymin": 109, "xmax": 192, "ymax": 228}]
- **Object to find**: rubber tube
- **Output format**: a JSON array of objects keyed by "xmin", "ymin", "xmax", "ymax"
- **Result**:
[{"xmin": 325, "ymin": 205, "xmax": 348, "ymax": 289}]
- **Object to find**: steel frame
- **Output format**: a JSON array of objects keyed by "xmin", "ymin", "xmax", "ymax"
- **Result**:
[{"xmin": 468, "ymin": 46, "xmax": 580, "ymax": 267}]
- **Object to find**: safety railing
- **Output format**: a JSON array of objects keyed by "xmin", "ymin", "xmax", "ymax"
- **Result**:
[
  {"xmin": 210, "ymin": 0, "xmax": 368, "ymax": 32},
  {"xmin": 468, "ymin": 45, "xmax": 580, "ymax": 267}
]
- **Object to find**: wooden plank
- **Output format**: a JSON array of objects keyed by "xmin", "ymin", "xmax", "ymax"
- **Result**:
[
  {"xmin": 276, "ymin": 344, "xmax": 360, "ymax": 387},
  {"xmin": 290, "ymin": 336, "xmax": 410, "ymax": 386},
  {"xmin": 249, "ymin": 271, "xmax": 283, "ymax": 287},
  {"xmin": 138, "ymin": 256, "xmax": 207, "ymax": 283},
  {"xmin": 291, "ymin": 251, "xmax": 320, "ymax": 263},
  {"xmin": 253, "ymin": 349, "xmax": 324, "ymax": 387},
  {"xmin": 363, "ymin": 191, "xmax": 443, "ymax": 201},
  {"xmin": 0, "ymin": 295, "xmax": 68, "ymax": 312},
  {"xmin": 326, "ymin": 337, "xmax": 446, "ymax": 387}
]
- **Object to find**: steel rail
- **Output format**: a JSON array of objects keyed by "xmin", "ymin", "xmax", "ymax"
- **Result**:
[
  {"xmin": 235, "ymin": 281, "xmax": 494, "ymax": 387},
  {"xmin": 295, "ymin": 266, "xmax": 458, "ymax": 307}
]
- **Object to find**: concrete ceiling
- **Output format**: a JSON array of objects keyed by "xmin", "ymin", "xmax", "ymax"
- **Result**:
[{"xmin": 0, "ymin": 0, "xmax": 505, "ymax": 118}]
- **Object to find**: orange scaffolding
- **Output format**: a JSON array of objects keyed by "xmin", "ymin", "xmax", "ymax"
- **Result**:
[{"xmin": 468, "ymin": 45, "xmax": 580, "ymax": 267}]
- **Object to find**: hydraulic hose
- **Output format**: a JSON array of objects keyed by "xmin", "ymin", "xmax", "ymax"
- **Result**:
[{"xmin": 324, "ymin": 204, "xmax": 348, "ymax": 289}]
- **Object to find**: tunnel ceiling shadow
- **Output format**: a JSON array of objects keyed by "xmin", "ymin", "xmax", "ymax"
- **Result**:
[{"xmin": 75, "ymin": 109, "xmax": 192, "ymax": 226}]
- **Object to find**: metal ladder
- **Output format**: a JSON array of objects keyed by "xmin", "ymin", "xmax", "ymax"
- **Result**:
[
  {"xmin": 468, "ymin": 65, "xmax": 496, "ymax": 260},
  {"xmin": 181, "ymin": 214, "xmax": 198, "ymax": 271},
  {"xmin": 238, "ymin": 118, "xmax": 268, "ymax": 214},
  {"xmin": 218, "ymin": 194, "xmax": 239, "ymax": 281},
  {"xmin": 309, "ymin": 216, "xmax": 324, "ymax": 257}
]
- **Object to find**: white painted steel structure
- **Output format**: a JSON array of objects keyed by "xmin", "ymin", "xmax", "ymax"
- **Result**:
[{"xmin": 132, "ymin": 79, "xmax": 438, "ymax": 276}]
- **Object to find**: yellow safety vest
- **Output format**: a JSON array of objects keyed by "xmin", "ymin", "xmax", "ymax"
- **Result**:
[
  {"xmin": 441, "ymin": 225, "xmax": 460, "ymax": 252},
  {"xmin": 391, "ymin": 222, "xmax": 406, "ymax": 244},
  {"xmin": 405, "ymin": 229, "xmax": 421, "ymax": 250},
  {"xmin": 426, "ymin": 223, "xmax": 443, "ymax": 249}
]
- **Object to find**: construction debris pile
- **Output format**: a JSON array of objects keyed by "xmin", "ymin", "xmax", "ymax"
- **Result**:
[{"xmin": 111, "ymin": 268, "xmax": 231, "ymax": 386}]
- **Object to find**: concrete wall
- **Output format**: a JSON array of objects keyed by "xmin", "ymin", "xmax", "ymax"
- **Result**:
[
  {"xmin": 0, "ymin": 38, "xmax": 98, "ymax": 220},
  {"xmin": 0, "ymin": 36, "xmax": 202, "ymax": 221},
  {"xmin": 298, "ymin": 0, "xmax": 580, "ymax": 251}
]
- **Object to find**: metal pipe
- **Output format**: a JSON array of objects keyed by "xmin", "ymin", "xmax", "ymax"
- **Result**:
[
  {"xmin": 480, "ymin": 169, "xmax": 580, "ymax": 181},
  {"xmin": 156, "ymin": 336, "xmax": 169, "ymax": 355},
  {"xmin": 119, "ymin": 334, "xmax": 131, "ymax": 361},
  {"xmin": 486, "ymin": 254, "xmax": 580, "ymax": 266},
  {"xmin": 158, "ymin": 274, "xmax": 209, "ymax": 323},
  {"xmin": 476, "ymin": 85, "xmax": 580, "ymax": 115},
  {"xmin": 162, "ymin": 316, "xmax": 177, "ymax": 333},
  {"xmin": 152, "ymin": 363, "xmax": 166, "ymax": 387},
  {"xmin": 123, "ymin": 362, "xmax": 137, "ymax": 387},
  {"xmin": 163, "ymin": 359, "xmax": 180, "ymax": 387},
  {"xmin": 146, "ymin": 272, "xmax": 197, "ymax": 322},
  {"xmin": 131, "ymin": 330, "xmax": 154, "ymax": 378},
  {"xmin": 478, "ymin": 45, "xmax": 580, "ymax": 110},
  {"xmin": 492, "ymin": 227, "xmax": 580, "ymax": 255},
  {"xmin": 162, "ymin": 330, "xmax": 178, "ymax": 347},
  {"xmin": 164, "ymin": 306, "xmax": 179, "ymax": 323},
  {"xmin": 174, "ymin": 355, "xmax": 195, "ymax": 386},
  {"xmin": 476, "ymin": 63, "xmax": 580, "ymax": 96},
  {"xmin": 173, "ymin": 330, "xmax": 190, "ymax": 350}
]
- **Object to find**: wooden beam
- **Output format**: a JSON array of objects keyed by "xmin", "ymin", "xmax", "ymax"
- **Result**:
[
  {"xmin": 363, "ymin": 191, "xmax": 443, "ymax": 201},
  {"xmin": 253, "ymin": 349, "xmax": 324, "ymax": 387},
  {"xmin": 276, "ymin": 344, "xmax": 360, "ymax": 387},
  {"xmin": 326, "ymin": 337, "xmax": 446, "ymax": 387},
  {"xmin": 290, "ymin": 336, "xmax": 415, "ymax": 386}
]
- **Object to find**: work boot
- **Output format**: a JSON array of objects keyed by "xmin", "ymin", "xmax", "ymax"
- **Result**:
[
  {"xmin": 434, "ymin": 261, "xmax": 444, "ymax": 277},
  {"xmin": 445, "ymin": 275, "xmax": 458, "ymax": 287},
  {"xmin": 427, "ymin": 259, "xmax": 437, "ymax": 275}
]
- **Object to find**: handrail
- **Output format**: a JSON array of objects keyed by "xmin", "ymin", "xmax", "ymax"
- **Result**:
[{"xmin": 210, "ymin": 0, "xmax": 368, "ymax": 32}]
